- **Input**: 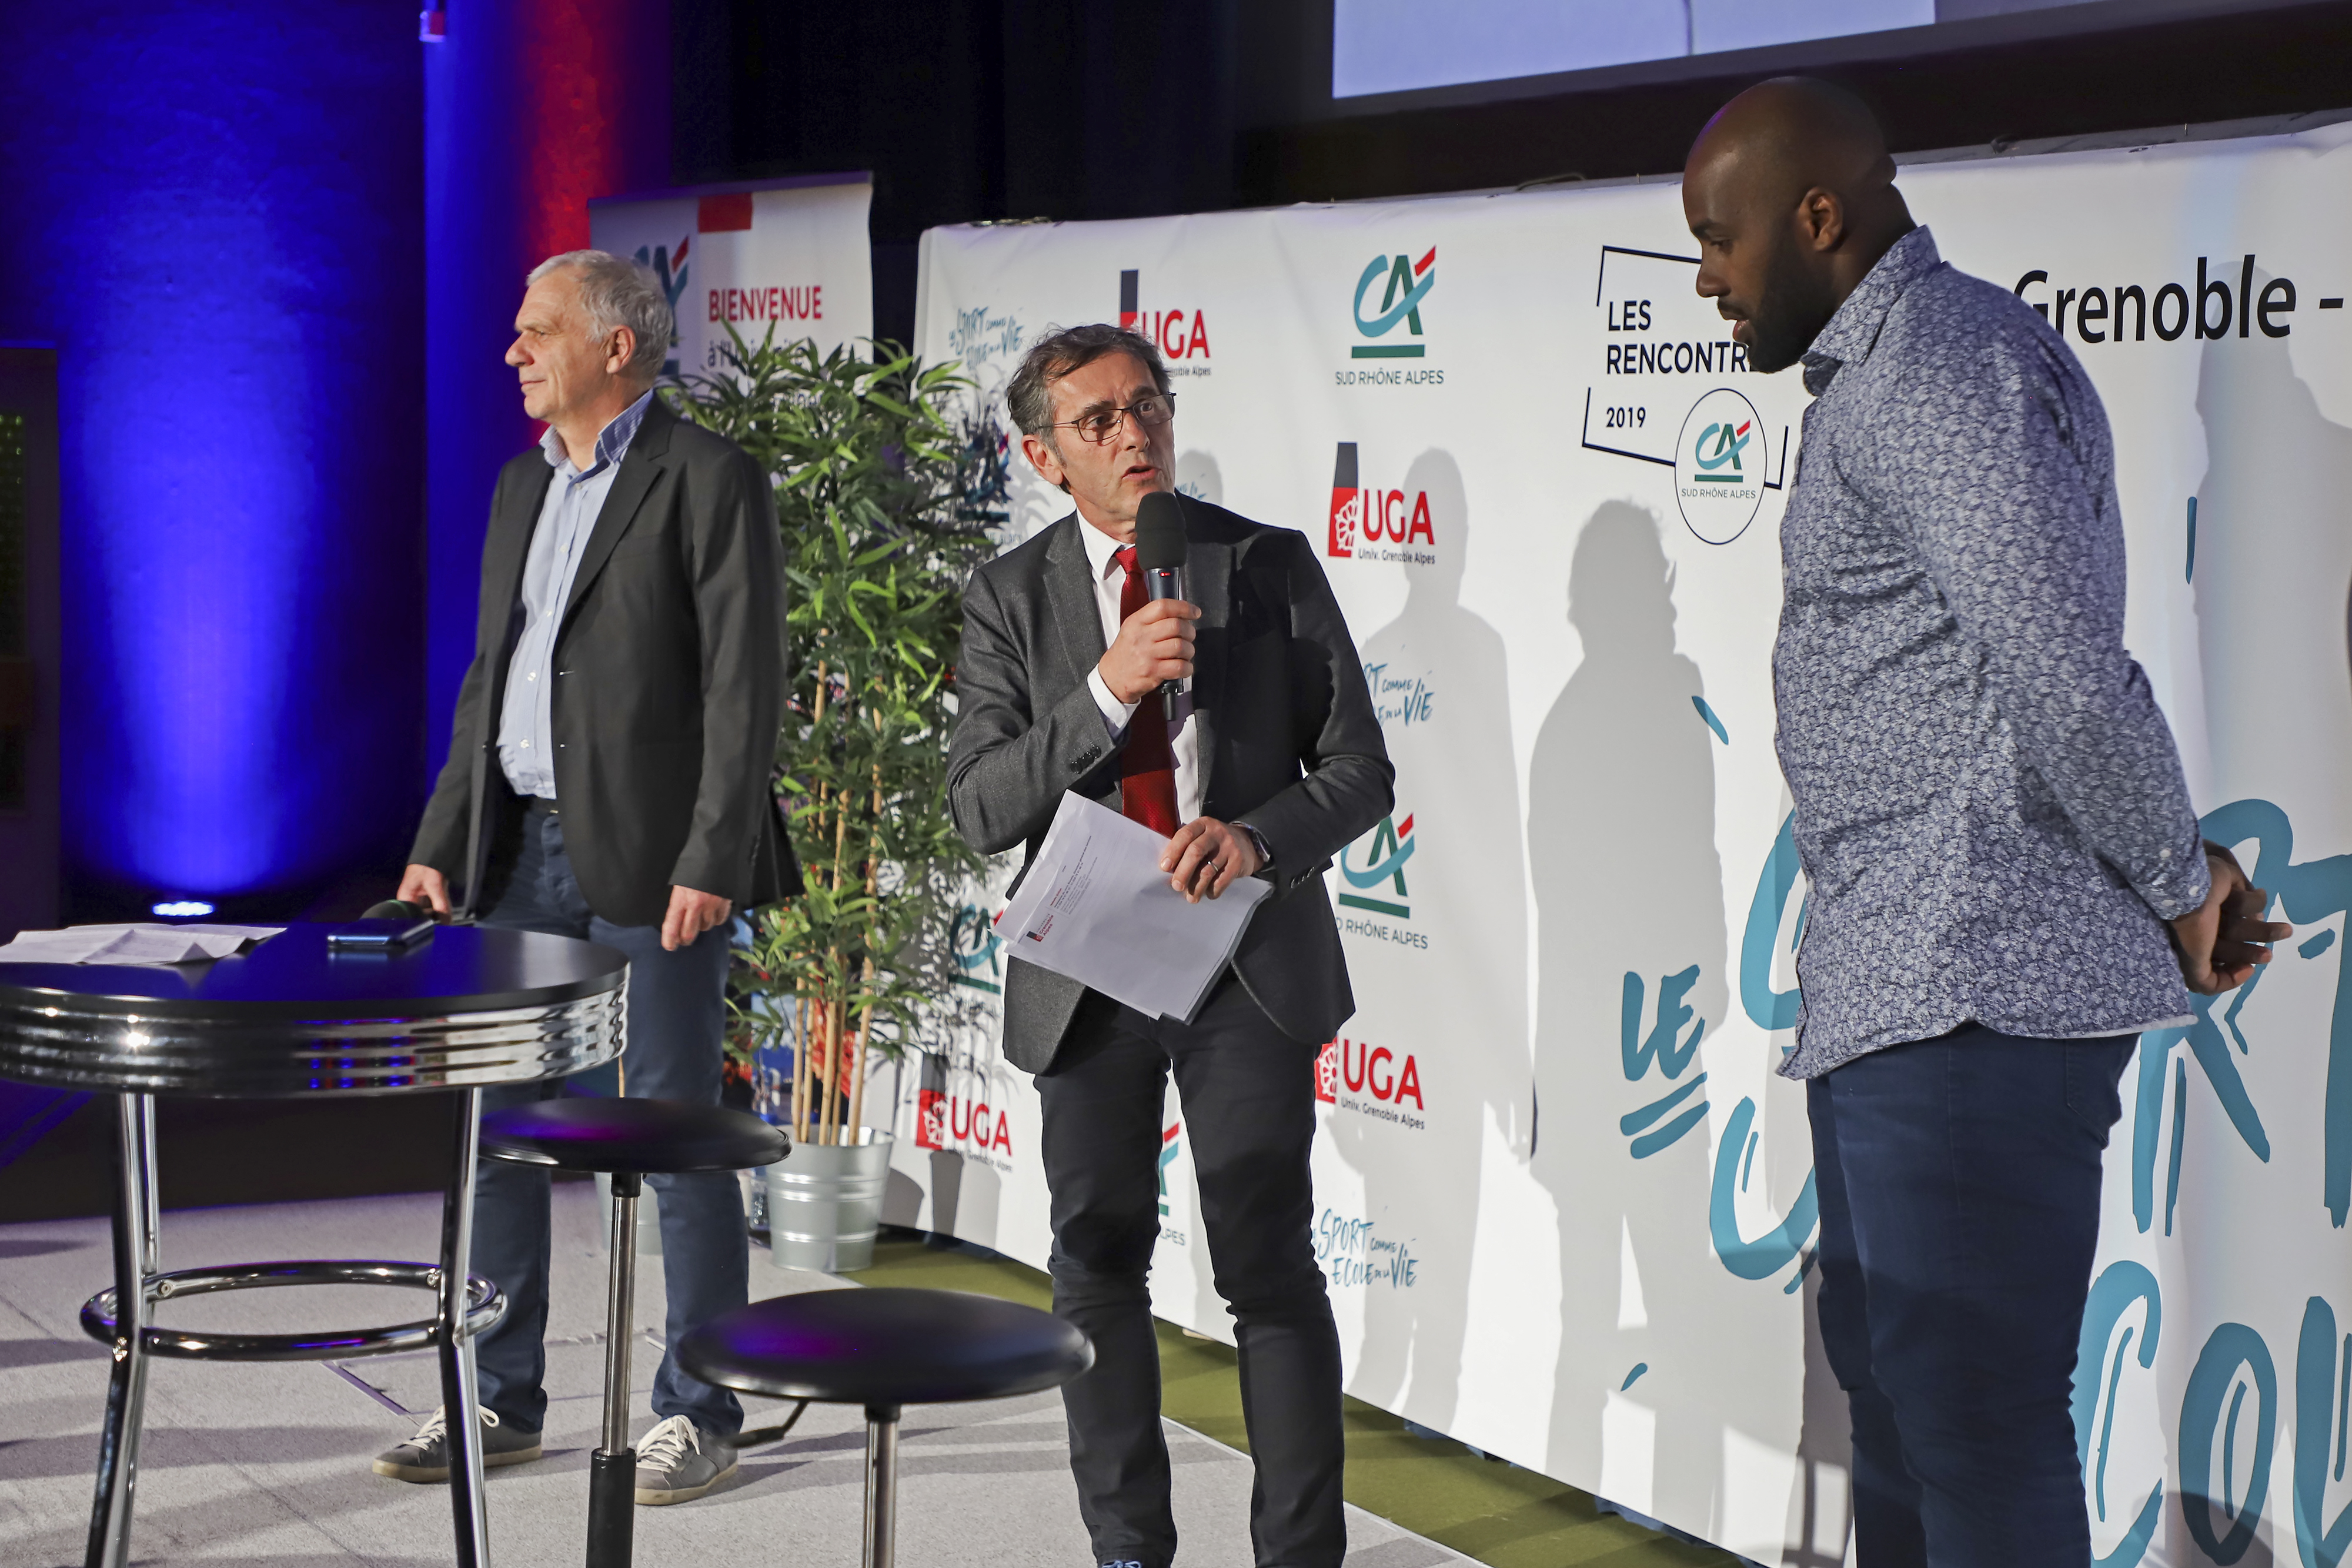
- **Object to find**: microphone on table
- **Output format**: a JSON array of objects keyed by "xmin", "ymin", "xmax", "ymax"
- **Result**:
[{"xmin": 1133, "ymin": 490, "xmax": 1190, "ymax": 704}]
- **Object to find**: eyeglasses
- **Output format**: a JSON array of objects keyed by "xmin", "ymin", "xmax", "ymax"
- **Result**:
[{"xmin": 1048, "ymin": 392, "xmax": 1176, "ymax": 445}]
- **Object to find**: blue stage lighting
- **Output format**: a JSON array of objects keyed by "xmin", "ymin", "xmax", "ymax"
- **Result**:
[
  {"xmin": 151, "ymin": 901, "xmax": 216, "ymax": 918},
  {"xmin": 3, "ymin": 1, "xmax": 426, "ymax": 911}
]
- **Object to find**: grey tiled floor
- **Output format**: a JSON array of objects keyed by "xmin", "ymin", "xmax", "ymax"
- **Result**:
[{"xmin": 0, "ymin": 1185, "xmax": 1464, "ymax": 1567}]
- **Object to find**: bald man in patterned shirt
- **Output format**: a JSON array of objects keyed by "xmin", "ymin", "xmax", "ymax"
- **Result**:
[{"xmin": 1681, "ymin": 79, "xmax": 2291, "ymax": 1564}]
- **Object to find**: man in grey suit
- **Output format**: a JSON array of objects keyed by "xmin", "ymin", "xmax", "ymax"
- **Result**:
[
  {"xmin": 949, "ymin": 324, "xmax": 1391, "ymax": 1568},
  {"xmin": 381, "ymin": 250, "xmax": 790, "ymax": 1505}
]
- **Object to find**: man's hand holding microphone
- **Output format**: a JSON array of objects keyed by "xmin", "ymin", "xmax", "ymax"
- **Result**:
[
  {"xmin": 1095, "ymin": 597, "xmax": 1196, "ymax": 708},
  {"xmin": 1098, "ymin": 491, "xmax": 1264, "ymax": 905}
]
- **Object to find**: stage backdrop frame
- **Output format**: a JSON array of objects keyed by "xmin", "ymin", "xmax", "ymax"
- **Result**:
[{"xmin": 890, "ymin": 122, "xmax": 2352, "ymax": 1566}]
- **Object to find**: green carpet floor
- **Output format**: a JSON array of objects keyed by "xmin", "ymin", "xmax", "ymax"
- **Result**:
[{"xmin": 846, "ymin": 1231, "xmax": 1735, "ymax": 1567}]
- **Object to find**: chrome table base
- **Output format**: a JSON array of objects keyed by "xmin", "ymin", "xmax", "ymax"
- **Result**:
[
  {"xmin": 86, "ymin": 1094, "xmax": 156, "ymax": 1568},
  {"xmin": 0, "ymin": 924, "xmax": 630, "ymax": 1568},
  {"xmin": 439, "ymin": 1087, "xmax": 493, "ymax": 1567},
  {"xmin": 81, "ymin": 1089, "xmax": 503, "ymax": 1568}
]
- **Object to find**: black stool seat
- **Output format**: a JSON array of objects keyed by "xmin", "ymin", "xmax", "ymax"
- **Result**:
[
  {"xmin": 480, "ymin": 1095, "xmax": 787, "ymax": 1174},
  {"xmin": 681, "ymin": 1286, "xmax": 1093, "ymax": 1406},
  {"xmin": 681, "ymin": 1287, "xmax": 1093, "ymax": 1567}
]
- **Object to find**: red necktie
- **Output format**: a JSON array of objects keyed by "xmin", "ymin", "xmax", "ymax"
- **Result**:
[{"xmin": 1113, "ymin": 546, "xmax": 1180, "ymax": 837}]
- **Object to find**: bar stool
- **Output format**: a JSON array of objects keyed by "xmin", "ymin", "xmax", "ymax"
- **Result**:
[
  {"xmin": 479, "ymin": 1096, "xmax": 787, "ymax": 1568},
  {"xmin": 679, "ymin": 1286, "xmax": 1094, "ymax": 1568}
]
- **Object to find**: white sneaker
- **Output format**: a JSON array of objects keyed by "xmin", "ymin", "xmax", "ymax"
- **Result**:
[
  {"xmin": 370, "ymin": 1404, "xmax": 543, "ymax": 1482},
  {"xmin": 633, "ymin": 1413, "xmax": 738, "ymax": 1504}
]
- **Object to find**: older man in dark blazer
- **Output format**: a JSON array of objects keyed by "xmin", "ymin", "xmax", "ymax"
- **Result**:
[
  {"xmin": 949, "ymin": 324, "xmax": 1391, "ymax": 1568},
  {"xmin": 382, "ymin": 250, "xmax": 790, "ymax": 1507}
]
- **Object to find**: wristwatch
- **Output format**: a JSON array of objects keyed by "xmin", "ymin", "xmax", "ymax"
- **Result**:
[{"xmin": 1236, "ymin": 822, "xmax": 1274, "ymax": 875}]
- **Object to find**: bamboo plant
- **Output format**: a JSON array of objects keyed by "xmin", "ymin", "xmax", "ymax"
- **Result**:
[{"xmin": 667, "ymin": 327, "xmax": 1000, "ymax": 1146}]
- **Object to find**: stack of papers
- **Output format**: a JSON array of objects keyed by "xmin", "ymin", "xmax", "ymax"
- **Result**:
[
  {"xmin": 994, "ymin": 793, "xmax": 1269, "ymax": 1023},
  {"xmin": 0, "ymin": 924, "xmax": 286, "ymax": 966}
]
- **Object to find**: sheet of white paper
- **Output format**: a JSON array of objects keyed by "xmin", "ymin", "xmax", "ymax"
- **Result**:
[
  {"xmin": 0, "ymin": 924, "xmax": 286, "ymax": 965},
  {"xmin": 993, "ymin": 793, "xmax": 1269, "ymax": 1022},
  {"xmin": 0, "ymin": 931, "xmax": 114, "ymax": 962}
]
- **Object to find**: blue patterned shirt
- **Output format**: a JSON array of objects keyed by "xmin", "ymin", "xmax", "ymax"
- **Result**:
[{"xmin": 1775, "ymin": 228, "xmax": 2207, "ymax": 1078}]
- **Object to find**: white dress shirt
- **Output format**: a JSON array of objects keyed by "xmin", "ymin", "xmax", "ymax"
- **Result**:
[
  {"xmin": 497, "ymin": 390, "xmax": 654, "ymax": 798},
  {"xmin": 1077, "ymin": 516, "xmax": 1203, "ymax": 824}
]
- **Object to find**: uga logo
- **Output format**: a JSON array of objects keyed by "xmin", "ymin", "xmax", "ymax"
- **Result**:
[
  {"xmin": 1314, "ymin": 1038, "xmax": 1424, "ymax": 1109},
  {"xmin": 1120, "ymin": 269, "xmax": 1212, "ymax": 360},
  {"xmin": 1327, "ymin": 443, "xmax": 1436, "ymax": 559},
  {"xmin": 914, "ymin": 1089, "xmax": 1011, "ymax": 1155}
]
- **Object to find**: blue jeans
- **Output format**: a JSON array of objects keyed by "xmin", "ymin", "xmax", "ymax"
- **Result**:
[
  {"xmin": 469, "ymin": 800, "xmax": 745, "ymax": 1437},
  {"xmin": 1808, "ymin": 1024, "xmax": 2134, "ymax": 1566}
]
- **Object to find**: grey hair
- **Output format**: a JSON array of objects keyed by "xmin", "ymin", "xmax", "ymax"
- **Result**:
[
  {"xmin": 527, "ymin": 249, "xmax": 672, "ymax": 383},
  {"xmin": 1005, "ymin": 323, "xmax": 1170, "ymax": 440}
]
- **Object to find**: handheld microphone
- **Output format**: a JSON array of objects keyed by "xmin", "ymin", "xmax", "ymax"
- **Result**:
[{"xmin": 1132, "ymin": 492, "xmax": 1190, "ymax": 704}]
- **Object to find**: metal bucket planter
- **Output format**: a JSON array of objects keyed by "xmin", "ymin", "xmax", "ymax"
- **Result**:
[
  {"xmin": 593, "ymin": 1172, "xmax": 661, "ymax": 1256},
  {"xmin": 765, "ymin": 1128, "xmax": 892, "ymax": 1273}
]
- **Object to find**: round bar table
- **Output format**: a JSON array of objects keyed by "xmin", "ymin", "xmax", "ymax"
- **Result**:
[{"xmin": 0, "ymin": 924, "xmax": 627, "ymax": 1568}]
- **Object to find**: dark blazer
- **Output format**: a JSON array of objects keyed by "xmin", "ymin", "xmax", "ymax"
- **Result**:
[
  {"xmin": 948, "ymin": 496, "xmax": 1393, "ymax": 1074},
  {"xmin": 411, "ymin": 397, "xmax": 794, "ymax": 927}
]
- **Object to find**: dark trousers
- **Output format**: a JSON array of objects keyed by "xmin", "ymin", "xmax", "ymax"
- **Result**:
[
  {"xmin": 1809, "ymin": 1023, "xmax": 2134, "ymax": 1566},
  {"xmin": 1036, "ymin": 979, "xmax": 1345, "ymax": 1568},
  {"xmin": 469, "ymin": 800, "xmax": 746, "ymax": 1437}
]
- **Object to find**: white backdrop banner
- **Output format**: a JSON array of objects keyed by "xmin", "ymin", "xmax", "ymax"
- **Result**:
[
  {"xmin": 589, "ymin": 175, "xmax": 873, "ymax": 377},
  {"xmin": 887, "ymin": 123, "xmax": 2352, "ymax": 1566}
]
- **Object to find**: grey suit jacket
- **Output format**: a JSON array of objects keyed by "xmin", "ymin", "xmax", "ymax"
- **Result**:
[
  {"xmin": 947, "ymin": 496, "xmax": 1393, "ymax": 1074},
  {"xmin": 410, "ymin": 399, "xmax": 795, "ymax": 927}
]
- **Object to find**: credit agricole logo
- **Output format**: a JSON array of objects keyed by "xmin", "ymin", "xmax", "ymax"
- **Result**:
[
  {"xmin": 946, "ymin": 904, "xmax": 1003, "ymax": 995},
  {"xmin": 1351, "ymin": 248, "xmax": 1435, "ymax": 358},
  {"xmin": 1338, "ymin": 812, "xmax": 1416, "ymax": 918},
  {"xmin": 1674, "ymin": 387, "xmax": 1769, "ymax": 544},
  {"xmin": 1158, "ymin": 1122, "xmax": 1182, "ymax": 1218}
]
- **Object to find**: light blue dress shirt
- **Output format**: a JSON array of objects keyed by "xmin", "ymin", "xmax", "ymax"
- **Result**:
[{"xmin": 496, "ymin": 390, "xmax": 654, "ymax": 798}]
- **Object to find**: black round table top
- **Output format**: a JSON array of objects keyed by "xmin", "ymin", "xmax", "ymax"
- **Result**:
[
  {"xmin": 0, "ymin": 924, "xmax": 627, "ymax": 1022},
  {"xmin": 0, "ymin": 924, "xmax": 630, "ymax": 1097},
  {"xmin": 679, "ymin": 1287, "xmax": 1094, "ymax": 1408},
  {"xmin": 482, "ymin": 1096, "xmax": 789, "ymax": 1175}
]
